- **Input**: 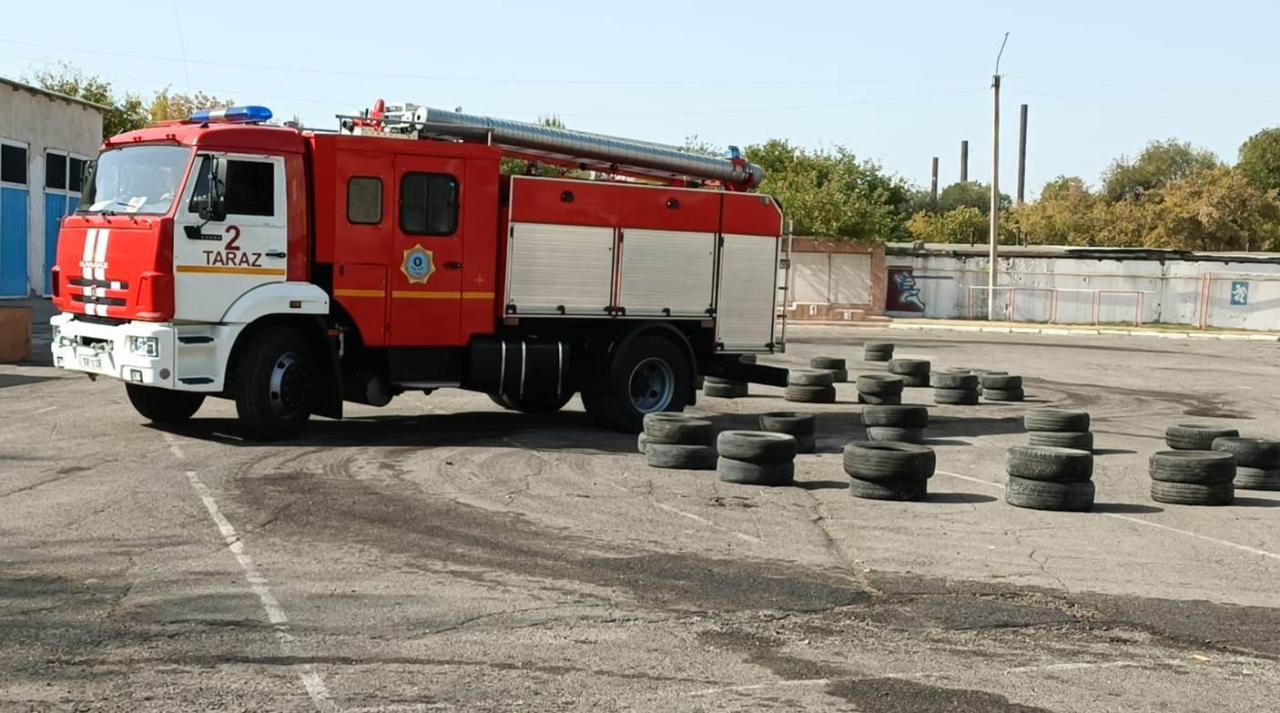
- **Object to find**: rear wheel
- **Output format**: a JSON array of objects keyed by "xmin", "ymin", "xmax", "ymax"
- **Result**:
[
  {"xmin": 125, "ymin": 383, "xmax": 205, "ymax": 424},
  {"xmin": 583, "ymin": 334, "xmax": 691, "ymax": 433},
  {"xmin": 488, "ymin": 391, "xmax": 575, "ymax": 414},
  {"xmin": 234, "ymin": 329, "xmax": 313, "ymax": 441}
]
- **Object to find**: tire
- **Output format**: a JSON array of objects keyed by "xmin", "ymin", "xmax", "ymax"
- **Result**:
[
  {"xmin": 866, "ymin": 426, "xmax": 925, "ymax": 444},
  {"xmin": 1024, "ymin": 409, "xmax": 1090, "ymax": 433},
  {"xmin": 1148, "ymin": 450, "xmax": 1235, "ymax": 484},
  {"xmin": 717, "ymin": 457, "xmax": 794, "ymax": 486},
  {"xmin": 810, "ymin": 356, "xmax": 847, "ymax": 370},
  {"xmin": 1005, "ymin": 476, "xmax": 1095, "ymax": 512},
  {"xmin": 900, "ymin": 374, "xmax": 931, "ymax": 388},
  {"xmin": 931, "ymin": 372, "xmax": 979, "ymax": 389},
  {"xmin": 980, "ymin": 374, "xmax": 1022, "ymax": 389},
  {"xmin": 864, "ymin": 343, "xmax": 894, "ymax": 362},
  {"xmin": 849, "ymin": 476, "xmax": 927, "ymax": 501},
  {"xmin": 856, "ymin": 374, "xmax": 904, "ymax": 395},
  {"xmin": 125, "ymin": 383, "xmax": 205, "ymax": 424},
  {"xmin": 646, "ymin": 443, "xmax": 717, "ymax": 470},
  {"xmin": 842, "ymin": 441, "xmax": 936, "ymax": 482},
  {"xmin": 788, "ymin": 369, "xmax": 835, "ymax": 387},
  {"xmin": 822, "ymin": 369, "xmax": 849, "ymax": 383},
  {"xmin": 704, "ymin": 381, "xmax": 749, "ymax": 398},
  {"xmin": 1211, "ymin": 437, "xmax": 1280, "ymax": 469},
  {"xmin": 1005, "ymin": 446, "xmax": 1093, "ymax": 483},
  {"xmin": 887, "ymin": 358, "xmax": 930, "ymax": 376},
  {"xmin": 233, "ymin": 328, "xmax": 313, "ymax": 440},
  {"xmin": 716, "ymin": 431, "xmax": 797, "ymax": 464},
  {"xmin": 758, "ymin": 411, "xmax": 816, "ymax": 437},
  {"xmin": 583, "ymin": 334, "xmax": 692, "ymax": 433},
  {"xmin": 637, "ymin": 432, "xmax": 649, "ymax": 454},
  {"xmin": 934, "ymin": 388, "xmax": 979, "ymax": 405},
  {"xmin": 984, "ymin": 388, "xmax": 1025, "ymax": 402},
  {"xmin": 1027, "ymin": 431, "xmax": 1094, "ymax": 452},
  {"xmin": 861, "ymin": 404, "xmax": 929, "ymax": 428},
  {"xmin": 858, "ymin": 392, "xmax": 902, "ymax": 405},
  {"xmin": 970, "ymin": 369, "xmax": 1007, "ymax": 376},
  {"xmin": 1150, "ymin": 480, "xmax": 1233, "ymax": 506},
  {"xmin": 785, "ymin": 384, "xmax": 836, "ymax": 404},
  {"xmin": 1235, "ymin": 467, "xmax": 1280, "ymax": 491},
  {"xmin": 1165, "ymin": 424, "xmax": 1240, "ymax": 451},
  {"xmin": 488, "ymin": 391, "xmax": 574, "ymax": 414},
  {"xmin": 643, "ymin": 413, "xmax": 713, "ymax": 445},
  {"xmin": 738, "ymin": 354, "xmax": 758, "ymax": 364}
]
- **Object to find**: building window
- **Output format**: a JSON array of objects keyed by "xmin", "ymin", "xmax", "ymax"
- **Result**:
[
  {"xmin": 69, "ymin": 157, "xmax": 86, "ymax": 193},
  {"xmin": 347, "ymin": 176, "xmax": 382, "ymax": 225},
  {"xmin": 400, "ymin": 172, "xmax": 458, "ymax": 236},
  {"xmin": 0, "ymin": 143, "xmax": 27, "ymax": 185},
  {"xmin": 45, "ymin": 152, "xmax": 67, "ymax": 190}
]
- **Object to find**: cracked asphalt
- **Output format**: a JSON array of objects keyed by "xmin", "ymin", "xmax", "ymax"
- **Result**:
[{"xmin": 2, "ymin": 325, "xmax": 1278, "ymax": 711}]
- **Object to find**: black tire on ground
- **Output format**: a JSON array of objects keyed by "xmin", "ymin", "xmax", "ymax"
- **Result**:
[
  {"xmin": 788, "ymin": 369, "xmax": 835, "ymax": 387},
  {"xmin": 1211, "ymin": 437, "xmax": 1280, "ymax": 469},
  {"xmin": 488, "ymin": 391, "xmax": 575, "ymax": 414},
  {"xmin": 849, "ymin": 475, "xmax": 927, "ymax": 501},
  {"xmin": 983, "ymin": 388, "xmax": 1025, "ymax": 402},
  {"xmin": 980, "ymin": 374, "xmax": 1022, "ymax": 389},
  {"xmin": 931, "ymin": 371, "xmax": 979, "ymax": 389},
  {"xmin": 1005, "ymin": 445, "xmax": 1093, "ymax": 483},
  {"xmin": 861, "ymin": 404, "xmax": 929, "ymax": 428},
  {"xmin": 704, "ymin": 381, "xmax": 749, "ymax": 398},
  {"xmin": 901, "ymin": 374, "xmax": 931, "ymax": 388},
  {"xmin": 934, "ymin": 388, "xmax": 980, "ymax": 405},
  {"xmin": 717, "ymin": 457, "xmax": 795, "ymax": 486},
  {"xmin": 738, "ymin": 354, "xmax": 758, "ymax": 364},
  {"xmin": 233, "ymin": 328, "xmax": 313, "ymax": 440},
  {"xmin": 642, "ymin": 413, "xmax": 713, "ymax": 445},
  {"xmin": 1235, "ymin": 467, "xmax": 1280, "ymax": 491},
  {"xmin": 785, "ymin": 384, "xmax": 837, "ymax": 404},
  {"xmin": 810, "ymin": 356, "xmax": 847, "ymax": 370},
  {"xmin": 1024, "ymin": 408, "xmax": 1090, "ymax": 433},
  {"xmin": 858, "ymin": 392, "xmax": 902, "ymax": 405},
  {"xmin": 645, "ymin": 443, "xmax": 717, "ymax": 470},
  {"xmin": 1164, "ymin": 424, "xmax": 1240, "ymax": 451},
  {"xmin": 1148, "ymin": 450, "xmax": 1236, "ymax": 484},
  {"xmin": 864, "ymin": 350, "xmax": 893, "ymax": 362},
  {"xmin": 822, "ymin": 369, "xmax": 849, "ymax": 383},
  {"xmin": 970, "ymin": 369, "xmax": 1008, "ymax": 376},
  {"xmin": 758, "ymin": 411, "xmax": 816, "ymax": 437},
  {"xmin": 583, "ymin": 334, "xmax": 692, "ymax": 433},
  {"xmin": 842, "ymin": 441, "xmax": 936, "ymax": 482},
  {"xmin": 856, "ymin": 374, "xmax": 905, "ymax": 395},
  {"xmin": 1005, "ymin": 476, "xmax": 1095, "ymax": 512},
  {"xmin": 866, "ymin": 426, "xmax": 925, "ymax": 443},
  {"xmin": 717, "ymin": 431, "xmax": 797, "ymax": 464},
  {"xmin": 125, "ymin": 383, "xmax": 205, "ymax": 424},
  {"xmin": 1150, "ymin": 480, "xmax": 1233, "ymax": 506},
  {"xmin": 1027, "ymin": 430, "xmax": 1095, "ymax": 452},
  {"xmin": 637, "ymin": 432, "xmax": 649, "ymax": 454},
  {"xmin": 887, "ymin": 358, "xmax": 931, "ymax": 376}
]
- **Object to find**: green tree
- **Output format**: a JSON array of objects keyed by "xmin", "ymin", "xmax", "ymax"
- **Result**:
[
  {"xmin": 1144, "ymin": 167, "xmax": 1280, "ymax": 251},
  {"xmin": 1237, "ymin": 128, "xmax": 1280, "ymax": 192},
  {"xmin": 1008, "ymin": 176, "xmax": 1104, "ymax": 245},
  {"xmin": 905, "ymin": 206, "xmax": 994, "ymax": 245},
  {"xmin": 149, "ymin": 88, "xmax": 236, "ymax": 123},
  {"xmin": 937, "ymin": 181, "xmax": 1010, "ymax": 214},
  {"xmin": 1101, "ymin": 139, "xmax": 1222, "ymax": 202},
  {"xmin": 27, "ymin": 62, "xmax": 148, "ymax": 138}
]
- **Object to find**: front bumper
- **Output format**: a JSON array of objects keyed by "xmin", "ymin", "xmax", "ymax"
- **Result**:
[{"xmin": 50, "ymin": 313, "xmax": 178, "ymax": 388}]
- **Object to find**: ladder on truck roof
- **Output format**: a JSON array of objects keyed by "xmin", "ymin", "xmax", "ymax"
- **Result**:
[{"xmin": 338, "ymin": 100, "xmax": 765, "ymax": 191}]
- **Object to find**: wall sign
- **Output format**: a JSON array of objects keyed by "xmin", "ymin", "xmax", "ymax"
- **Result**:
[{"xmin": 1230, "ymin": 280, "xmax": 1249, "ymax": 306}]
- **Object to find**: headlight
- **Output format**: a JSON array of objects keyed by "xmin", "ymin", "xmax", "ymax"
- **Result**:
[{"xmin": 126, "ymin": 336, "xmax": 160, "ymax": 358}]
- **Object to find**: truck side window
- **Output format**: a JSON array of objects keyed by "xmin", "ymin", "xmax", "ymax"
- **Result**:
[
  {"xmin": 225, "ymin": 160, "xmax": 274, "ymax": 216},
  {"xmin": 400, "ymin": 172, "xmax": 458, "ymax": 236},
  {"xmin": 347, "ymin": 176, "xmax": 382, "ymax": 225}
]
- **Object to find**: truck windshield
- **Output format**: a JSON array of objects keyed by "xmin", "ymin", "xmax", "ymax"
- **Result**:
[{"xmin": 79, "ymin": 145, "xmax": 192, "ymax": 216}]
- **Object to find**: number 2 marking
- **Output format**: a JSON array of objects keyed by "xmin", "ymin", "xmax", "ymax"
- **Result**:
[{"xmin": 224, "ymin": 225, "xmax": 241, "ymax": 251}]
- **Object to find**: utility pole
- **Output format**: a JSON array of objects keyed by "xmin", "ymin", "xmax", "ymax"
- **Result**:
[
  {"xmin": 1016, "ymin": 104, "xmax": 1028, "ymax": 206},
  {"xmin": 988, "ymin": 32, "xmax": 1009, "ymax": 321},
  {"xmin": 960, "ymin": 140, "xmax": 969, "ymax": 182},
  {"xmin": 930, "ymin": 157, "xmax": 939, "ymax": 201}
]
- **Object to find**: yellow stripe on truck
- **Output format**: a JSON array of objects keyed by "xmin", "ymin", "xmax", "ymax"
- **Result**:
[{"xmin": 176, "ymin": 265, "xmax": 287, "ymax": 276}]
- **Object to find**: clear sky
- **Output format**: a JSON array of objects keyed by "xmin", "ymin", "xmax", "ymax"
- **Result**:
[{"xmin": 2, "ymin": 0, "xmax": 1277, "ymax": 197}]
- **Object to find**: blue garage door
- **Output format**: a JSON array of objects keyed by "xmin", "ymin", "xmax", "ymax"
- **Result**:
[
  {"xmin": 1, "ymin": 141, "xmax": 30, "ymax": 297},
  {"xmin": 43, "ymin": 193, "xmax": 66, "ymax": 295},
  {"xmin": 43, "ymin": 151, "xmax": 85, "ymax": 295}
]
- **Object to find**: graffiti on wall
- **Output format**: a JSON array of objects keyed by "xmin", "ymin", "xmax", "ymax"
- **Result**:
[{"xmin": 887, "ymin": 266, "xmax": 926, "ymax": 312}]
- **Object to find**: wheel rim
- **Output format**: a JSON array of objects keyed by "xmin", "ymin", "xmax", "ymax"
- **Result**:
[
  {"xmin": 269, "ymin": 352, "xmax": 307, "ymax": 419},
  {"xmin": 629, "ymin": 357, "xmax": 675, "ymax": 413}
]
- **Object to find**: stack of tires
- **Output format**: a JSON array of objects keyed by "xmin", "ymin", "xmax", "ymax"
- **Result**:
[
  {"xmin": 856, "ymin": 375, "xmax": 904, "ymax": 405},
  {"xmin": 931, "ymin": 369, "xmax": 980, "ymax": 405},
  {"xmin": 785, "ymin": 369, "xmax": 836, "ymax": 404},
  {"xmin": 810, "ymin": 356, "xmax": 848, "ymax": 383},
  {"xmin": 888, "ymin": 358, "xmax": 930, "ymax": 387},
  {"xmin": 842, "ymin": 442, "xmax": 935, "ymax": 501},
  {"xmin": 717, "ymin": 431, "xmax": 797, "ymax": 486},
  {"xmin": 1212, "ymin": 437, "xmax": 1280, "ymax": 492},
  {"xmin": 1164, "ymin": 424, "xmax": 1238, "ymax": 450},
  {"xmin": 1148, "ymin": 451, "xmax": 1234, "ymax": 506},
  {"xmin": 1004, "ymin": 446, "xmax": 1095, "ymax": 511},
  {"xmin": 641, "ymin": 413, "xmax": 716, "ymax": 470},
  {"xmin": 980, "ymin": 372, "xmax": 1024, "ymax": 402},
  {"xmin": 1024, "ymin": 408, "xmax": 1093, "ymax": 452},
  {"xmin": 862, "ymin": 405, "xmax": 929, "ymax": 444},
  {"xmin": 703, "ymin": 377, "xmax": 748, "ymax": 399},
  {"xmin": 864, "ymin": 342, "xmax": 894, "ymax": 362},
  {"xmin": 759, "ymin": 412, "xmax": 817, "ymax": 454}
]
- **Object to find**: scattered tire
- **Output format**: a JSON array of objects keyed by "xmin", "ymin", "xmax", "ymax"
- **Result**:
[
  {"xmin": 717, "ymin": 457, "xmax": 795, "ymax": 486},
  {"xmin": 931, "ymin": 371, "xmax": 979, "ymax": 389},
  {"xmin": 856, "ymin": 374, "xmax": 904, "ymax": 395},
  {"xmin": 866, "ymin": 426, "xmax": 925, "ymax": 443},
  {"xmin": 717, "ymin": 431, "xmax": 797, "ymax": 464},
  {"xmin": 738, "ymin": 354, "xmax": 757, "ymax": 364},
  {"xmin": 785, "ymin": 384, "xmax": 837, "ymax": 404},
  {"xmin": 1005, "ymin": 476, "xmax": 1095, "ymax": 512},
  {"xmin": 646, "ymin": 443, "xmax": 717, "ymax": 470},
  {"xmin": 1235, "ymin": 467, "xmax": 1280, "ymax": 491},
  {"xmin": 864, "ymin": 343, "xmax": 894, "ymax": 361},
  {"xmin": 1027, "ymin": 430, "xmax": 1094, "ymax": 452},
  {"xmin": 1148, "ymin": 450, "xmax": 1235, "ymax": 484},
  {"xmin": 789, "ymin": 369, "xmax": 835, "ymax": 387},
  {"xmin": 900, "ymin": 374, "xmax": 930, "ymax": 387},
  {"xmin": 849, "ymin": 476, "xmax": 928, "ymax": 501},
  {"xmin": 1211, "ymin": 437, "xmax": 1280, "ymax": 469},
  {"xmin": 637, "ymin": 432, "xmax": 649, "ymax": 454},
  {"xmin": 758, "ymin": 411, "xmax": 816, "ymax": 437},
  {"xmin": 888, "ymin": 359, "xmax": 930, "ymax": 377},
  {"xmin": 810, "ymin": 356, "xmax": 847, "ymax": 370},
  {"xmin": 1005, "ymin": 446, "xmax": 1093, "ymax": 483},
  {"xmin": 1164, "ymin": 424, "xmax": 1240, "ymax": 451},
  {"xmin": 842, "ymin": 441, "xmax": 936, "ymax": 482},
  {"xmin": 861, "ymin": 405, "xmax": 929, "ymax": 428},
  {"xmin": 980, "ymin": 374, "xmax": 1022, "ymax": 389},
  {"xmin": 984, "ymin": 388, "xmax": 1025, "ymax": 402},
  {"xmin": 858, "ymin": 393, "xmax": 902, "ymax": 405},
  {"xmin": 1150, "ymin": 480, "xmax": 1233, "ymax": 506},
  {"xmin": 642, "ymin": 413, "xmax": 712, "ymax": 445},
  {"xmin": 1024, "ymin": 408, "xmax": 1090, "ymax": 433},
  {"xmin": 704, "ymin": 380, "xmax": 749, "ymax": 398},
  {"xmin": 934, "ymin": 388, "xmax": 980, "ymax": 405}
]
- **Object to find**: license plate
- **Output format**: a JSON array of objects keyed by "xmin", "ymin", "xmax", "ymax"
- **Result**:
[{"xmin": 79, "ymin": 355, "xmax": 102, "ymax": 370}]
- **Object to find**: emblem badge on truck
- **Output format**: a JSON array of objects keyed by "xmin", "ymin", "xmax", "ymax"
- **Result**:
[{"xmin": 401, "ymin": 244, "xmax": 435, "ymax": 285}]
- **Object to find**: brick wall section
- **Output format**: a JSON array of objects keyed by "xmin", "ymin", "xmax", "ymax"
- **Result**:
[{"xmin": 783, "ymin": 238, "xmax": 885, "ymax": 321}]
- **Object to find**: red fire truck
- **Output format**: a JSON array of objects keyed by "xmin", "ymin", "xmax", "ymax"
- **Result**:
[{"xmin": 48, "ymin": 102, "xmax": 788, "ymax": 439}]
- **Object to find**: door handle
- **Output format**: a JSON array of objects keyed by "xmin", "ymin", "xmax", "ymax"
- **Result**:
[
  {"xmin": 264, "ymin": 251, "xmax": 287, "ymax": 258},
  {"xmin": 444, "ymin": 261, "xmax": 463, "ymax": 270}
]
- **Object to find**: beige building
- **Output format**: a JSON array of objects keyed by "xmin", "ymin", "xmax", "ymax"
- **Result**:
[{"xmin": 0, "ymin": 77, "xmax": 105, "ymax": 297}]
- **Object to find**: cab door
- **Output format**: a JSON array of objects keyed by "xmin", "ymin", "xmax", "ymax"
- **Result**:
[{"xmin": 388, "ymin": 155, "xmax": 465, "ymax": 346}]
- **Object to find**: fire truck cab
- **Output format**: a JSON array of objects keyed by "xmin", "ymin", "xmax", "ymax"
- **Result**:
[{"xmin": 49, "ymin": 104, "xmax": 787, "ymax": 439}]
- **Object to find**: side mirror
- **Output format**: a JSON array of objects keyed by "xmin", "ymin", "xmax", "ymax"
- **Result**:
[{"xmin": 197, "ymin": 155, "xmax": 228, "ymax": 223}]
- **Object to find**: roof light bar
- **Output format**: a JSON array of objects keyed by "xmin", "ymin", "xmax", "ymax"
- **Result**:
[{"xmin": 190, "ymin": 106, "xmax": 273, "ymax": 124}]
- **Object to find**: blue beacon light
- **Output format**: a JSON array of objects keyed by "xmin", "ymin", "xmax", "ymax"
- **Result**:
[{"xmin": 189, "ymin": 106, "xmax": 273, "ymax": 124}]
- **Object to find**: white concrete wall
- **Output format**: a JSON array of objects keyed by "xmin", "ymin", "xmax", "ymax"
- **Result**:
[
  {"xmin": 886, "ymin": 252, "xmax": 1280, "ymax": 330},
  {"xmin": 784, "ymin": 251, "xmax": 872, "ymax": 306},
  {"xmin": 0, "ymin": 82, "xmax": 103, "ymax": 296}
]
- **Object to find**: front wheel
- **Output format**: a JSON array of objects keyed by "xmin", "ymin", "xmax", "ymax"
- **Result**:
[
  {"xmin": 582, "ymin": 334, "xmax": 692, "ymax": 433},
  {"xmin": 125, "ymin": 383, "xmax": 205, "ymax": 424},
  {"xmin": 233, "ymin": 329, "xmax": 313, "ymax": 441},
  {"xmin": 488, "ymin": 391, "xmax": 575, "ymax": 414}
]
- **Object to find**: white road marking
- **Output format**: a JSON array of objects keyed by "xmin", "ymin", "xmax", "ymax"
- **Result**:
[
  {"xmin": 31, "ymin": 406, "xmax": 57, "ymax": 416},
  {"xmin": 650, "ymin": 500, "xmax": 762, "ymax": 543}
]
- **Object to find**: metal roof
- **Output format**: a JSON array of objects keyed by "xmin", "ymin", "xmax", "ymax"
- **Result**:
[{"xmin": 0, "ymin": 76, "xmax": 110, "ymax": 112}]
